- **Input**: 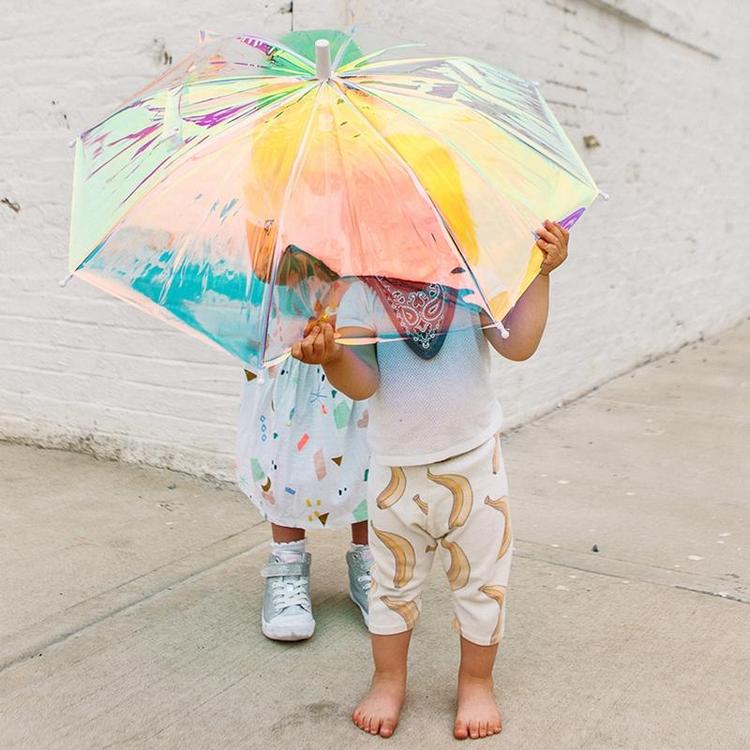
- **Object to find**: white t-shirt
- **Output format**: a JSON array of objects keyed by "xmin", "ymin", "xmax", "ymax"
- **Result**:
[{"xmin": 336, "ymin": 281, "xmax": 503, "ymax": 467}]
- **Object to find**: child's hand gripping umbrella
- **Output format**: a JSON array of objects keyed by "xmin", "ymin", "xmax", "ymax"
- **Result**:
[{"xmin": 68, "ymin": 28, "xmax": 601, "ymax": 371}]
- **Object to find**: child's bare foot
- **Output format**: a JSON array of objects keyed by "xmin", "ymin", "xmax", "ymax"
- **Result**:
[
  {"xmin": 352, "ymin": 672, "xmax": 405, "ymax": 738},
  {"xmin": 454, "ymin": 675, "xmax": 502, "ymax": 740}
]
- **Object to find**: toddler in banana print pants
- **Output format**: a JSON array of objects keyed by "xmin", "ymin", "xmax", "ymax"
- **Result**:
[
  {"xmin": 292, "ymin": 220, "xmax": 571, "ymax": 740},
  {"xmin": 368, "ymin": 433, "xmax": 512, "ymax": 647}
]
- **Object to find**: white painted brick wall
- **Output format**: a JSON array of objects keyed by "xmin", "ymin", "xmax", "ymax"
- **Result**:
[{"xmin": 1, "ymin": 0, "xmax": 748, "ymax": 480}]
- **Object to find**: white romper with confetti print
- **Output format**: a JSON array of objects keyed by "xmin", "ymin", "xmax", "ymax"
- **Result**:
[{"xmin": 236, "ymin": 359, "xmax": 370, "ymax": 529}]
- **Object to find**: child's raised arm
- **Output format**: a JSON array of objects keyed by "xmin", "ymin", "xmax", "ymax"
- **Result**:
[
  {"xmin": 291, "ymin": 322, "xmax": 379, "ymax": 401},
  {"xmin": 483, "ymin": 219, "xmax": 569, "ymax": 361}
]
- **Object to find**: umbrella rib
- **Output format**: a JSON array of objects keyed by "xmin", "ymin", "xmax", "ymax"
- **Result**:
[
  {"xmin": 337, "ymin": 78, "xmax": 560, "ymax": 317},
  {"xmin": 73, "ymin": 82, "xmax": 317, "ymax": 277},
  {"xmin": 342, "ymin": 53, "xmax": 595, "ymax": 186},
  {"xmin": 353, "ymin": 75, "xmax": 572, "ymax": 191},
  {"xmin": 125, "ymin": 53, "xmax": 311, "ymax": 108},
  {"xmin": 346, "ymin": 71, "xmax": 593, "ymax": 189},
  {"xmin": 343, "ymin": 78, "xmax": 539, "ymax": 247},
  {"xmin": 329, "ymin": 95, "xmax": 365, "ymax": 280},
  {"xmin": 258, "ymin": 83, "xmax": 326, "ymax": 366},
  {"xmin": 175, "ymin": 74, "xmax": 312, "ymax": 102},
  {"xmin": 121, "ymin": 33, "xmax": 316, "ymax": 114},
  {"xmin": 155, "ymin": 82, "xmax": 320, "ymax": 304},
  {"xmin": 336, "ymin": 43, "xmax": 429, "ymax": 75},
  {"xmin": 447, "ymin": 61, "xmax": 594, "ymax": 185},
  {"xmin": 331, "ymin": 27, "xmax": 357, "ymax": 69},
  {"xmin": 237, "ymin": 33, "xmax": 317, "ymax": 72},
  {"xmin": 332, "ymin": 82, "xmax": 489, "ymax": 307},
  {"xmin": 85, "ymin": 78, "xmax": 310, "ymax": 197},
  {"xmin": 339, "ymin": 53, "xmax": 468, "ymax": 76},
  {"xmin": 201, "ymin": 31, "xmax": 317, "ymax": 73}
]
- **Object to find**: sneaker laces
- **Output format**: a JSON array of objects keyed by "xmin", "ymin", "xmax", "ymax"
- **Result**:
[
  {"xmin": 270, "ymin": 576, "xmax": 310, "ymax": 611},
  {"xmin": 356, "ymin": 565, "xmax": 373, "ymax": 593}
]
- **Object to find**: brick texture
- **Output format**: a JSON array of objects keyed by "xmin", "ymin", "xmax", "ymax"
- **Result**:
[{"xmin": 1, "ymin": 0, "xmax": 748, "ymax": 480}]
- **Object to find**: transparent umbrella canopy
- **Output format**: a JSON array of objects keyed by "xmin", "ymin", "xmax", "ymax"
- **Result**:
[{"xmin": 68, "ymin": 28, "xmax": 600, "ymax": 370}]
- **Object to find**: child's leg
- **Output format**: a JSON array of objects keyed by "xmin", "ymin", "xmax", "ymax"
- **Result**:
[
  {"xmin": 353, "ymin": 631, "xmax": 412, "ymax": 738},
  {"xmin": 263, "ymin": 524, "xmax": 313, "ymax": 641},
  {"xmin": 351, "ymin": 520, "xmax": 368, "ymax": 544},
  {"xmin": 454, "ymin": 638, "xmax": 502, "ymax": 739},
  {"xmin": 271, "ymin": 523, "xmax": 305, "ymax": 543},
  {"xmin": 358, "ymin": 462, "xmax": 435, "ymax": 737},
  {"xmin": 432, "ymin": 434, "xmax": 511, "ymax": 739},
  {"xmin": 347, "ymin": 521, "xmax": 372, "ymax": 624}
]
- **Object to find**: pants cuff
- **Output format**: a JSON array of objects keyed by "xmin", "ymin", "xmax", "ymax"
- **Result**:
[
  {"xmin": 455, "ymin": 627, "xmax": 501, "ymax": 647},
  {"xmin": 367, "ymin": 623, "xmax": 415, "ymax": 636}
]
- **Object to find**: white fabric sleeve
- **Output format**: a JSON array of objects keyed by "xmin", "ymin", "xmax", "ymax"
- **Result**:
[{"xmin": 335, "ymin": 280, "xmax": 377, "ymax": 332}]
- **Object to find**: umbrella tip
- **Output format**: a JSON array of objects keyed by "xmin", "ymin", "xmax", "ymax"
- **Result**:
[
  {"xmin": 315, "ymin": 39, "xmax": 332, "ymax": 80},
  {"xmin": 59, "ymin": 273, "xmax": 74, "ymax": 288}
]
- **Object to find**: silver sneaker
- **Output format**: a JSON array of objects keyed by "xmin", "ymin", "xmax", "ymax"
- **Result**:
[
  {"xmin": 346, "ymin": 547, "xmax": 373, "ymax": 627},
  {"xmin": 260, "ymin": 552, "xmax": 315, "ymax": 641}
]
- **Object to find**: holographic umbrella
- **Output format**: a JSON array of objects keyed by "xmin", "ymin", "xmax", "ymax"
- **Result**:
[{"xmin": 68, "ymin": 28, "xmax": 600, "ymax": 370}]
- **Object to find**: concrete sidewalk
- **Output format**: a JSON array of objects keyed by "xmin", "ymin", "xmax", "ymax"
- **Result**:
[{"xmin": 1, "ymin": 323, "xmax": 748, "ymax": 750}]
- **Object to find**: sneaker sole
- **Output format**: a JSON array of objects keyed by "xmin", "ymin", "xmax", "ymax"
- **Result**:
[
  {"xmin": 261, "ymin": 616, "xmax": 315, "ymax": 642},
  {"xmin": 349, "ymin": 589, "xmax": 369, "ymax": 628}
]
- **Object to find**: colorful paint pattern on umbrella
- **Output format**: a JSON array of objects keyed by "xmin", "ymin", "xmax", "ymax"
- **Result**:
[{"xmin": 69, "ymin": 28, "xmax": 599, "ymax": 370}]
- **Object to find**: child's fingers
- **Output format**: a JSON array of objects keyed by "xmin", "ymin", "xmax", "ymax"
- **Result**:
[
  {"xmin": 291, "ymin": 341, "xmax": 303, "ymax": 360},
  {"xmin": 323, "ymin": 323, "xmax": 336, "ymax": 352},
  {"xmin": 311, "ymin": 327, "xmax": 326, "ymax": 358},
  {"xmin": 300, "ymin": 329, "xmax": 318, "ymax": 361},
  {"xmin": 536, "ymin": 238, "xmax": 559, "ymax": 262},
  {"xmin": 303, "ymin": 315, "xmax": 328, "ymax": 337},
  {"xmin": 536, "ymin": 226, "xmax": 559, "ymax": 245},
  {"xmin": 536, "ymin": 237, "xmax": 553, "ymax": 253},
  {"xmin": 303, "ymin": 319, "xmax": 316, "ymax": 337},
  {"xmin": 547, "ymin": 245, "xmax": 564, "ymax": 265},
  {"xmin": 545, "ymin": 219, "xmax": 568, "ymax": 244},
  {"xmin": 547, "ymin": 218, "xmax": 569, "ymax": 235}
]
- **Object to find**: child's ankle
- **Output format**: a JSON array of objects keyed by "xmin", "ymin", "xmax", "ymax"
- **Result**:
[
  {"xmin": 458, "ymin": 670, "xmax": 494, "ymax": 686},
  {"xmin": 373, "ymin": 667, "xmax": 407, "ymax": 684}
]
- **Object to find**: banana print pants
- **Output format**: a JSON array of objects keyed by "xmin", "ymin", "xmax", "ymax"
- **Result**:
[{"xmin": 368, "ymin": 434, "xmax": 512, "ymax": 647}]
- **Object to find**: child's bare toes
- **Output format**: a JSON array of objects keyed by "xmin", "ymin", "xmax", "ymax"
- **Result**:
[
  {"xmin": 353, "ymin": 673, "xmax": 405, "ymax": 739},
  {"xmin": 454, "ymin": 719, "xmax": 468, "ymax": 740},
  {"xmin": 380, "ymin": 721, "xmax": 396, "ymax": 738},
  {"xmin": 454, "ymin": 676, "xmax": 502, "ymax": 740}
]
